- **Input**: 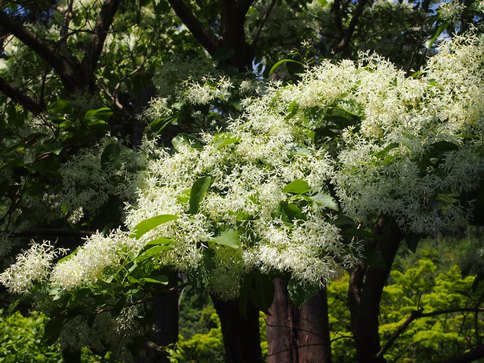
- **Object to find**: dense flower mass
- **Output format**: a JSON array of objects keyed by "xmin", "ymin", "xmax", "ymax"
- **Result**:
[
  {"xmin": 1, "ymin": 33, "xmax": 482, "ymax": 302},
  {"xmin": 0, "ymin": 241, "xmax": 66, "ymax": 294}
]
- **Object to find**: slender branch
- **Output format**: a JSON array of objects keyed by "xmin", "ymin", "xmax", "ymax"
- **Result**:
[
  {"xmin": 0, "ymin": 76, "xmax": 45, "ymax": 114},
  {"xmin": 60, "ymin": 0, "xmax": 75, "ymax": 41},
  {"xmin": 434, "ymin": 344, "xmax": 484, "ymax": 363},
  {"xmin": 252, "ymin": 0, "xmax": 277, "ymax": 49},
  {"xmin": 12, "ymin": 228, "xmax": 95, "ymax": 238},
  {"xmin": 166, "ymin": 0, "xmax": 218, "ymax": 55},
  {"xmin": 333, "ymin": 0, "xmax": 370, "ymax": 54},
  {"xmin": 377, "ymin": 307, "xmax": 484, "ymax": 359},
  {"xmin": 331, "ymin": 0, "xmax": 344, "ymax": 36},
  {"xmin": 80, "ymin": 0, "xmax": 122, "ymax": 91},
  {"xmin": 0, "ymin": 11, "xmax": 79, "ymax": 91}
]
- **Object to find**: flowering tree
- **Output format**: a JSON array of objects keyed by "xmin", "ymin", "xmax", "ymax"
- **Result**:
[{"xmin": 0, "ymin": 1, "xmax": 483, "ymax": 362}]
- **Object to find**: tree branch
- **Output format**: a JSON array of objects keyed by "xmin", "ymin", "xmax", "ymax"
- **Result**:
[
  {"xmin": 80, "ymin": 0, "xmax": 122, "ymax": 92},
  {"xmin": 166, "ymin": 0, "xmax": 218, "ymax": 55},
  {"xmin": 12, "ymin": 228, "xmax": 95, "ymax": 238},
  {"xmin": 252, "ymin": 0, "xmax": 277, "ymax": 50},
  {"xmin": 0, "ymin": 11, "xmax": 80, "ymax": 92},
  {"xmin": 434, "ymin": 344, "xmax": 484, "ymax": 363},
  {"xmin": 0, "ymin": 76, "xmax": 45, "ymax": 114},
  {"xmin": 377, "ymin": 307, "xmax": 484, "ymax": 359},
  {"xmin": 333, "ymin": 0, "xmax": 370, "ymax": 55}
]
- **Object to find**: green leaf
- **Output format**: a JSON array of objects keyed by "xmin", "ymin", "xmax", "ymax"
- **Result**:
[
  {"xmin": 213, "ymin": 229, "xmax": 240, "ymax": 249},
  {"xmin": 144, "ymin": 237, "xmax": 173, "ymax": 248},
  {"xmin": 149, "ymin": 116, "xmax": 176, "ymax": 134},
  {"xmin": 48, "ymin": 99, "xmax": 72, "ymax": 115},
  {"xmin": 135, "ymin": 244, "xmax": 173, "ymax": 263},
  {"xmin": 283, "ymin": 179, "xmax": 311, "ymax": 194},
  {"xmin": 280, "ymin": 202, "xmax": 306, "ymax": 222},
  {"xmin": 374, "ymin": 143, "xmax": 399, "ymax": 159},
  {"xmin": 341, "ymin": 227, "xmax": 374, "ymax": 239},
  {"xmin": 332, "ymin": 215, "xmax": 355, "ymax": 228},
  {"xmin": 138, "ymin": 276, "xmax": 169, "ymax": 285},
  {"xmin": 310, "ymin": 192, "xmax": 339, "ymax": 211},
  {"xmin": 212, "ymin": 133, "xmax": 240, "ymax": 149},
  {"xmin": 84, "ymin": 107, "xmax": 113, "ymax": 125},
  {"xmin": 426, "ymin": 22, "xmax": 448, "ymax": 49},
  {"xmin": 43, "ymin": 314, "xmax": 65, "ymax": 345},
  {"xmin": 189, "ymin": 176, "xmax": 213, "ymax": 214},
  {"xmin": 269, "ymin": 59, "xmax": 305, "ymax": 76},
  {"xmin": 131, "ymin": 214, "xmax": 179, "ymax": 239},
  {"xmin": 285, "ymin": 100, "xmax": 300, "ymax": 121}
]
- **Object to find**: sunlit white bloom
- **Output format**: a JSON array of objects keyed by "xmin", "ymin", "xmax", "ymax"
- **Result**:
[
  {"xmin": 184, "ymin": 76, "xmax": 234, "ymax": 105},
  {"xmin": 439, "ymin": 0, "xmax": 466, "ymax": 22},
  {"xmin": 50, "ymin": 230, "xmax": 135, "ymax": 289},
  {"xmin": 0, "ymin": 241, "xmax": 67, "ymax": 294},
  {"xmin": 8, "ymin": 32, "xmax": 481, "ymax": 302}
]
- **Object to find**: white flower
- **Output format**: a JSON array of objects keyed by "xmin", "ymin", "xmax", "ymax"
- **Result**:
[{"xmin": 0, "ymin": 241, "xmax": 67, "ymax": 294}]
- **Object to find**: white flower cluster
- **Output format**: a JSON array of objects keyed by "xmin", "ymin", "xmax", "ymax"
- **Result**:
[
  {"xmin": 3, "ymin": 32, "xmax": 481, "ymax": 304},
  {"xmin": 0, "ymin": 241, "xmax": 67, "ymax": 294},
  {"xmin": 183, "ymin": 76, "xmax": 234, "ymax": 105},
  {"xmin": 439, "ymin": 0, "xmax": 466, "ymax": 22},
  {"xmin": 49, "ymin": 229, "xmax": 135, "ymax": 289},
  {"xmin": 54, "ymin": 136, "xmax": 145, "ymax": 223},
  {"xmin": 121, "ymin": 85, "xmax": 356, "ymax": 299},
  {"xmin": 326, "ymin": 34, "xmax": 482, "ymax": 233}
]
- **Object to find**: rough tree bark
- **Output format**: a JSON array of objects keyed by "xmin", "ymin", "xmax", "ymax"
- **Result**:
[
  {"xmin": 266, "ymin": 278, "xmax": 332, "ymax": 363},
  {"xmin": 347, "ymin": 216, "xmax": 403, "ymax": 363},
  {"xmin": 137, "ymin": 275, "xmax": 179, "ymax": 363},
  {"xmin": 212, "ymin": 296, "xmax": 264, "ymax": 363}
]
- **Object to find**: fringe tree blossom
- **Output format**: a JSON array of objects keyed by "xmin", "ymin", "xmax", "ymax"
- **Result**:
[
  {"xmin": 2, "ymin": 33, "xmax": 483, "ymax": 303},
  {"xmin": 54, "ymin": 137, "xmax": 145, "ymax": 224},
  {"xmin": 0, "ymin": 241, "xmax": 67, "ymax": 294}
]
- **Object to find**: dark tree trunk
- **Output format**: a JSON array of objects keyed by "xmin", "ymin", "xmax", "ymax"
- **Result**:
[
  {"xmin": 62, "ymin": 347, "xmax": 81, "ymax": 363},
  {"xmin": 220, "ymin": 0, "xmax": 255, "ymax": 71},
  {"xmin": 347, "ymin": 216, "xmax": 402, "ymax": 363},
  {"xmin": 138, "ymin": 275, "xmax": 179, "ymax": 363},
  {"xmin": 212, "ymin": 296, "xmax": 263, "ymax": 363},
  {"xmin": 266, "ymin": 278, "xmax": 332, "ymax": 363}
]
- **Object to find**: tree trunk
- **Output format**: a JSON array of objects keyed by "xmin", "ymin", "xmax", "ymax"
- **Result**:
[
  {"xmin": 266, "ymin": 278, "xmax": 332, "ymax": 363},
  {"xmin": 62, "ymin": 346, "xmax": 81, "ymax": 363},
  {"xmin": 212, "ymin": 296, "xmax": 263, "ymax": 363},
  {"xmin": 347, "ymin": 216, "xmax": 402, "ymax": 363},
  {"xmin": 137, "ymin": 275, "xmax": 179, "ymax": 363}
]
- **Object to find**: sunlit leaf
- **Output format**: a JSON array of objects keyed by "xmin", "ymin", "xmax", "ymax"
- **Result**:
[{"xmin": 131, "ymin": 214, "xmax": 179, "ymax": 239}]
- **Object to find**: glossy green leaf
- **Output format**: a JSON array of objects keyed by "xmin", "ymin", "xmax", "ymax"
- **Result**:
[
  {"xmin": 138, "ymin": 276, "xmax": 169, "ymax": 285},
  {"xmin": 213, "ymin": 229, "xmax": 240, "ymax": 249},
  {"xmin": 84, "ymin": 107, "xmax": 113, "ymax": 124},
  {"xmin": 269, "ymin": 59, "xmax": 304, "ymax": 75},
  {"xmin": 131, "ymin": 214, "xmax": 179, "ymax": 239},
  {"xmin": 280, "ymin": 202, "xmax": 306, "ymax": 222},
  {"xmin": 144, "ymin": 237, "xmax": 173, "ymax": 248},
  {"xmin": 213, "ymin": 133, "xmax": 240, "ymax": 149},
  {"xmin": 189, "ymin": 176, "xmax": 213, "ymax": 214},
  {"xmin": 135, "ymin": 244, "xmax": 173, "ymax": 263},
  {"xmin": 283, "ymin": 179, "xmax": 311, "ymax": 194}
]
